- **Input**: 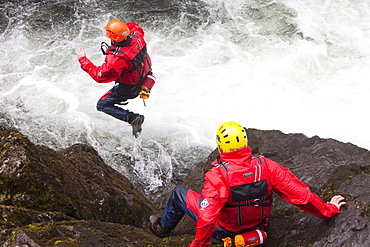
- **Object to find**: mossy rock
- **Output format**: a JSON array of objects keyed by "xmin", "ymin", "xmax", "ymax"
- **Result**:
[
  {"xmin": 2, "ymin": 220, "xmax": 197, "ymax": 247},
  {"xmin": 0, "ymin": 126, "xmax": 156, "ymax": 229}
]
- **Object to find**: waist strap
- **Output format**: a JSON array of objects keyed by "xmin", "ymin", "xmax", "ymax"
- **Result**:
[{"xmin": 224, "ymin": 195, "xmax": 273, "ymax": 208}]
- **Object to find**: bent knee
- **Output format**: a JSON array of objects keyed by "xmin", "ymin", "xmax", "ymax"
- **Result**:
[
  {"xmin": 96, "ymin": 101, "xmax": 104, "ymax": 111},
  {"xmin": 173, "ymin": 186, "xmax": 189, "ymax": 194},
  {"xmin": 172, "ymin": 186, "xmax": 190, "ymax": 201},
  {"xmin": 96, "ymin": 99, "xmax": 111, "ymax": 112}
]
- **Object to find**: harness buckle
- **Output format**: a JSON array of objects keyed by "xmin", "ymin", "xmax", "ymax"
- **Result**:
[{"xmin": 252, "ymin": 198, "xmax": 261, "ymax": 207}]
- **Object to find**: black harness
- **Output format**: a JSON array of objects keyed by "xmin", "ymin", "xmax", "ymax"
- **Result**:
[{"xmin": 100, "ymin": 34, "xmax": 153, "ymax": 87}]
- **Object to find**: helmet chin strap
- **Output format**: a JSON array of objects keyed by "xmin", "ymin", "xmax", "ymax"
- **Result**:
[
  {"xmin": 100, "ymin": 36, "xmax": 132, "ymax": 55},
  {"xmin": 112, "ymin": 36, "xmax": 131, "ymax": 47}
]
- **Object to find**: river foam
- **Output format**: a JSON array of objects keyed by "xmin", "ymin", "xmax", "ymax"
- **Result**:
[{"xmin": 1, "ymin": 0, "xmax": 370, "ymax": 197}]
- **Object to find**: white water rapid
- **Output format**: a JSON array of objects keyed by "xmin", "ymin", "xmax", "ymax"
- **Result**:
[{"xmin": 1, "ymin": 0, "xmax": 370, "ymax": 197}]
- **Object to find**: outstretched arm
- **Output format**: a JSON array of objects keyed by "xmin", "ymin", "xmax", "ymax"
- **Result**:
[
  {"xmin": 76, "ymin": 47, "xmax": 125, "ymax": 83},
  {"xmin": 268, "ymin": 159, "xmax": 345, "ymax": 219}
]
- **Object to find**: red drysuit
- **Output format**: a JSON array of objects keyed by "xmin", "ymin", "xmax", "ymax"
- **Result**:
[
  {"xmin": 188, "ymin": 146, "xmax": 340, "ymax": 247},
  {"xmin": 78, "ymin": 22, "xmax": 154, "ymax": 90}
]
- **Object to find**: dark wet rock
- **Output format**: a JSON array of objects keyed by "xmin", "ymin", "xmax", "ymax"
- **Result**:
[
  {"xmin": 339, "ymin": 173, "xmax": 370, "ymax": 203},
  {"xmin": 2, "ymin": 220, "xmax": 195, "ymax": 247},
  {"xmin": 0, "ymin": 126, "xmax": 159, "ymax": 245},
  {"xmin": 1, "ymin": 126, "xmax": 369, "ymax": 246}
]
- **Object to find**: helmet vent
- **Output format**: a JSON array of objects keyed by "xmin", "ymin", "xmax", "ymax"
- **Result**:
[{"xmin": 236, "ymin": 136, "xmax": 240, "ymax": 142}]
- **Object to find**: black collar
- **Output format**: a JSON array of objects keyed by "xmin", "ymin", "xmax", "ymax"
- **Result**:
[{"xmin": 112, "ymin": 37, "xmax": 131, "ymax": 47}]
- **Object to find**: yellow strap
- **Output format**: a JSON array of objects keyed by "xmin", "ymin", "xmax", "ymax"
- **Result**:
[
  {"xmin": 234, "ymin": 235, "xmax": 245, "ymax": 247},
  {"xmin": 222, "ymin": 237, "xmax": 233, "ymax": 247}
]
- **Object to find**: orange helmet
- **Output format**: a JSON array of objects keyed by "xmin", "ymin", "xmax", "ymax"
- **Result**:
[{"xmin": 105, "ymin": 20, "xmax": 130, "ymax": 42}]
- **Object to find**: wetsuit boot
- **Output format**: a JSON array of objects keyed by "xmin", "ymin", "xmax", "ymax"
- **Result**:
[
  {"xmin": 148, "ymin": 215, "xmax": 171, "ymax": 238},
  {"xmin": 127, "ymin": 113, "xmax": 145, "ymax": 138}
]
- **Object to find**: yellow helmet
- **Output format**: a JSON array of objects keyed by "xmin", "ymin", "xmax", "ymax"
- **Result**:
[{"xmin": 216, "ymin": 122, "xmax": 248, "ymax": 153}]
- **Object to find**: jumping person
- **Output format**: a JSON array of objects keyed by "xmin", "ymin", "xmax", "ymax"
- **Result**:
[
  {"xmin": 148, "ymin": 122, "xmax": 346, "ymax": 247},
  {"xmin": 77, "ymin": 20, "xmax": 155, "ymax": 138}
]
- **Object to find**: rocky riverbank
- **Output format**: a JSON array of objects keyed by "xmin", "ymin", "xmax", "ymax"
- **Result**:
[{"xmin": 1, "ymin": 126, "xmax": 369, "ymax": 246}]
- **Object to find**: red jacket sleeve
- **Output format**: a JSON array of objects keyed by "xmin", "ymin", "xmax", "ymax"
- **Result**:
[
  {"xmin": 78, "ymin": 54, "xmax": 128, "ymax": 83},
  {"xmin": 267, "ymin": 159, "xmax": 340, "ymax": 219},
  {"xmin": 188, "ymin": 168, "xmax": 229, "ymax": 247},
  {"xmin": 296, "ymin": 194, "xmax": 340, "ymax": 219}
]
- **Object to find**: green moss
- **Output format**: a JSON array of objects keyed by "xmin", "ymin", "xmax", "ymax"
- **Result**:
[
  {"xmin": 9, "ymin": 230, "xmax": 17, "ymax": 242},
  {"xmin": 0, "ymin": 142, "xmax": 11, "ymax": 152},
  {"xmin": 53, "ymin": 238, "xmax": 78, "ymax": 246},
  {"xmin": 162, "ymin": 237, "xmax": 170, "ymax": 243},
  {"xmin": 317, "ymin": 163, "xmax": 370, "ymax": 199},
  {"xmin": 26, "ymin": 222, "xmax": 54, "ymax": 232}
]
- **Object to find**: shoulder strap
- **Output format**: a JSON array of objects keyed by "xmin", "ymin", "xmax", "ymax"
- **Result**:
[
  {"xmin": 216, "ymin": 155, "xmax": 229, "ymax": 173},
  {"xmin": 100, "ymin": 42, "xmax": 110, "ymax": 55},
  {"xmin": 252, "ymin": 155, "xmax": 264, "ymax": 164},
  {"xmin": 100, "ymin": 40, "xmax": 152, "ymax": 86}
]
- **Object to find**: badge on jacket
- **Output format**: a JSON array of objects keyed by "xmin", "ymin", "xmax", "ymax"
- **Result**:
[{"xmin": 200, "ymin": 199, "xmax": 209, "ymax": 210}]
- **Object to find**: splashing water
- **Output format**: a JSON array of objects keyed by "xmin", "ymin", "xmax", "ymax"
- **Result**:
[{"xmin": 1, "ymin": 0, "xmax": 370, "ymax": 199}]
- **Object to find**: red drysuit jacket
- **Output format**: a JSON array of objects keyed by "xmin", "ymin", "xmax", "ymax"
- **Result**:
[
  {"xmin": 188, "ymin": 146, "xmax": 340, "ymax": 247},
  {"xmin": 78, "ymin": 22, "xmax": 153, "ymax": 89}
]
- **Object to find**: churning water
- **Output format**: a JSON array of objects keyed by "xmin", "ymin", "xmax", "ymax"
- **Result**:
[{"xmin": 1, "ymin": 0, "xmax": 370, "ymax": 199}]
